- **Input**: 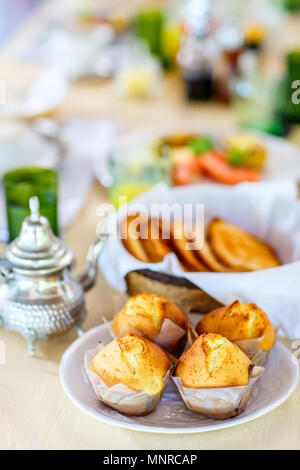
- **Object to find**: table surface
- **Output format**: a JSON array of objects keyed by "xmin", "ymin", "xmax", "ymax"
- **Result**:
[{"xmin": 1, "ymin": 0, "xmax": 300, "ymax": 450}]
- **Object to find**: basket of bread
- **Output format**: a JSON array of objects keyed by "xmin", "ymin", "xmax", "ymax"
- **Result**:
[{"xmin": 99, "ymin": 181, "xmax": 300, "ymax": 339}]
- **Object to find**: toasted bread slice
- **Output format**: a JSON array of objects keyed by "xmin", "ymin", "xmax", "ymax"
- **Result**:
[
  {"xmin": 169, "ymin": 221, "xmax": 209, "ymax": 272},
  {"xmin": 139, "ymin": 217, "xmax": 171, "ymax": 263},
  {"xmin": 186, "ymin": 224, "xmax": 234, "ymax": 272},
  {"xmin": 208, "ymin": 219, "xmax": 280, "ymax": 271},
  {"xmin": 195, "ymin": 240, "xmax": 237, "ymax": 272},
  {"xmin": 120, "ymin": 215, "xmax": 150, "ymax": 263}
]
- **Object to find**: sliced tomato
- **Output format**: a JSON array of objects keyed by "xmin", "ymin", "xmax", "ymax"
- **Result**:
[
  {"xmin": 172, "ymin": 160, "xmax": 203, "ymax": 185},
  {"xmin": 197, "ymin": 152, "xmax": 260, "ymax": 185}
]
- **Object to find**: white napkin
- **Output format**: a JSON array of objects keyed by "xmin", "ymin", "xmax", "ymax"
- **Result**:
[
  {"xmin": 0, "ymin": 68, "xmax": 69, "ymax": 119},
  {"xmin": 99, "ymin": 181, "xmax": 300, "ymax": 339}
]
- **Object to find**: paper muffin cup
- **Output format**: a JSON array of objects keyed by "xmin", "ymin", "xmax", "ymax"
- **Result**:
[
  {"xmin": 233, "ymin": 337, "xmax": 273, "ymax": 366},
  {"xmin": 115, "ymin": 318, "xmax": 187, "ymax": 358},
  {"xmin": 172, "ymin": 366, "xmax": 264, "ymax": 420},
  {"xmin": 84, "ymin": 343, "xmax": 174, "ymax": 416}
]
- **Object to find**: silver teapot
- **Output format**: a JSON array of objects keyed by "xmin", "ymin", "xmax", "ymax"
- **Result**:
[{"xmin": 0, "ymin": 196, "xmax": 107, "ymax": 355}]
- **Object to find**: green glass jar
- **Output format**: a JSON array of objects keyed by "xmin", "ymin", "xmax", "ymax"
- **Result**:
[{"xmin": 3, "ymin": 167, "xmax": 58, "ymax": 241}]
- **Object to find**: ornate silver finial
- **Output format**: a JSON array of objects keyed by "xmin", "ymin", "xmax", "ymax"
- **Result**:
[{"xmin": 29, "ymin": 196, "xmax": 40, "ymax": 222}]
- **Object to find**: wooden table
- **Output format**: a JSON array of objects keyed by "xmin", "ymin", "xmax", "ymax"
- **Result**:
[{"xmin": 0, "ymin": 0, "xmax": 300, "ymax": 450}]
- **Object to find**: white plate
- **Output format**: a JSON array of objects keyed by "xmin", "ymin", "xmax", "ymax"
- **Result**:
[
  {"xmin": 106, "ymin": 125, "xmax": 300, "ymax": 184},
  {"xmin": 60, "ymin": 322, "xmax": 299, "ymax": 434}
]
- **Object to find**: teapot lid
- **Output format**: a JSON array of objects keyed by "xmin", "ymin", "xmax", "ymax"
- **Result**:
[{"xmin": 5, "ymin": 196, "xmax": 73, "ymax": 273}]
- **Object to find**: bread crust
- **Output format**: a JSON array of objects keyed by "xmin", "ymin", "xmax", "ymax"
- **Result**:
[
  {"xmin": 90, "ymin": 333, "xmax": 171, "ymax": 396},
  {"xmin": 175, "ymin": 332, "xmax": 252, "ymax": 388},
  {"xmin": 196, "ymin": 301, "xmax": 275, "ymax": 351}
]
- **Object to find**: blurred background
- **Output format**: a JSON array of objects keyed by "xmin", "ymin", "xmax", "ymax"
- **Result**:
[{"xmin": 0, "ymin": 0, "xmax": 300, "ymax": 243}]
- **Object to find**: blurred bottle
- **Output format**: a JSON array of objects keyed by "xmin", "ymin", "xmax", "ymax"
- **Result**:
[
  {"xmin": 214, "ymin": 20, "xmax": 243, "ymax": 103},
  {"xmin": 177, "ymin": 0, "xmax": 216, "ymax": 101},
  {"xmin": 161, "ymin": 16, "xmax": 181, "ymax": 68},
  {"xmin": 233, "ymin": 51, "xmax": 289, "ymax": 136},
  {"xmin": 244, "ymin": 24, "xmax": 266, "ymax": 53},
  {"xmin": 285, "ymin": 50, "xmax": 300, "ymax": 123},
  {"xmin": 133, "ymin": 4, "xmax": 182, "ymax": 69},
  {"xmin": 133, "ymin": 7, "xmax": 165, "ymax": 64},
  {"xmin": 281, "ymin": 0, "xmax": 300, "ymax": 12}
]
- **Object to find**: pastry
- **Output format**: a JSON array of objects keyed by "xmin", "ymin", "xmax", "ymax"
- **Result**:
[
  {"xmin": 120, "ymin": 215, "xmax": 150, "ymax": 263},
  {"xmin": 120, "ymin": 215, "xmax": 280, "ymax": 273},
  {"xmin": 173, "ymin": 333, "xmax": 264, "ymax": 419},
  {"xmin": 208, "ymin": 219, "xmax": 280, "ymax": 271},
  {"xmin": 90, "ymin": 333, "xmax": 171, "ymax": 396},
  {"xmin": 196, "ymin": 301, "xmax": 275, "ymax": 365},
  {"xmin": 85, "ymin": 333, "xmax": 173, "ymax": 416},
  {"xmin": 169, "ymin": 221, "xmax": 208, "ymax": 272},
  {"xmin": 139, "ymin": 217, "xmax": 171, "ymax": 263},
  {"xmin": 113, "ymin": 293, "xmax": 188, "ymax": 356},
  {"xmin": 175, "ymin": 333, "xmax": 252, "ymax": 388},
  {"xmin": 195, "ymin": 240, "xmax": 236, "ymax": 273}
]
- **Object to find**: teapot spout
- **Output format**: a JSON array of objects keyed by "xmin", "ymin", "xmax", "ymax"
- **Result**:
[{"xmin": 76, "ymin": 234, "xmax": 108, "ymax": 292}]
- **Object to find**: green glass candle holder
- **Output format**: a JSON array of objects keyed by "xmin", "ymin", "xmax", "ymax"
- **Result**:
[{"xmin": 3, "ymin": 167, "xmax": 58, "ymax": 241}]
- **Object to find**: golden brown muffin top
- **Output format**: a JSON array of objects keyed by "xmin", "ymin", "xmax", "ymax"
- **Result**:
[
  {"xmin": 113, "ymin": 293, "xmax": 188, "ymax": 339},
  {"xmin": 90, "ymin": 333, "xmax": 171, "ymax": 396},
  {"xmin": 175, "ymin": 333, "xmax": 252, "ymax": 388},
  {"xmin": 196, "ymin": 301, "xmax": 275, "ymax": 350}
]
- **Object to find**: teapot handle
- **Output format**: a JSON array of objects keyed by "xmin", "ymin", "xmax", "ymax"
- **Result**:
[{"xmin": 76, "ymin": 234, "xmax": 108, "ymax": 292}]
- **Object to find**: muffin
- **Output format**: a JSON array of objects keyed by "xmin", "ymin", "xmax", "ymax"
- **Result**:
[
  {"xmin": 173, "ymin": 333, "xmax": 264, "ymax": 419},
  {"xmin": 176, "ymin": 333, "xmax": 252, "ymax": 388},
  {"xmin": 85, "ymin": 333, "xmax": 172, "ymax": 415},
  {"xmin": 196, "ymin": 301, "xmax": 275, "ymax": 365},
  {"xmin": 113, "ymin": 293, "xmax": 188, "ymax": 357}
]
